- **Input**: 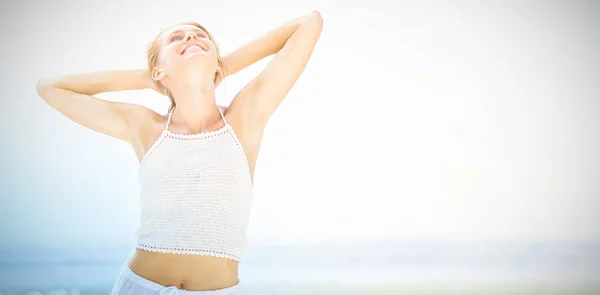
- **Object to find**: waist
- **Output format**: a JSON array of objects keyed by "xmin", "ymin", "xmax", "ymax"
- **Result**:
[{"xmin": 128, "ymin": 249, "xmax": 239, "ymax": 291}]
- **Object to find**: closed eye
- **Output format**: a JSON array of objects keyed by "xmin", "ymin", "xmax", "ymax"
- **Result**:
[
  {"xmin": 169, "ymin": 35, "xmax": 183, "ymax": 43},
  {"xmin": 167, "ymin": 29, "xmax": 207, "ymax": 43},
  {"xmin": 196, "ymin": 31, "xmax": 207, "ymax": 38}
]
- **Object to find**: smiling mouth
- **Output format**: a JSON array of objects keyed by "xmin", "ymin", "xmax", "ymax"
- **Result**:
[{"xmin": 181, "ymin": 43, "xmax": 208, "ymax": 55}]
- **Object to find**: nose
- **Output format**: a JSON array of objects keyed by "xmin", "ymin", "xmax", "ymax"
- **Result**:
[{"xmin": 184, "ymin": 31, "xmax": 198, "ymax": 42}]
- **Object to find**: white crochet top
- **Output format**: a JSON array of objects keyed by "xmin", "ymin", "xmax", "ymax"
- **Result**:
[{"xmin": 135, "ymin": 106, "xmax": 253, "ymax": 262}]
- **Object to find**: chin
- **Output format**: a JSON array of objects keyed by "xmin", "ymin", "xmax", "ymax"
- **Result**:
[{"xmin": 174, "ymin": 63, "xmax": 216, "ymax": 80}]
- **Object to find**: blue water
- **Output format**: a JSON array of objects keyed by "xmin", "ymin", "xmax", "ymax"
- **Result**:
[{"xmin": 1, "ymin": 242, "xmax": 599, "ymax": 294}]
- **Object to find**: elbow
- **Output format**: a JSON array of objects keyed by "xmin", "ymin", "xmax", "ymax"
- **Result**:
[
  {"xmin": 36, "ymin": 79, "xmax": 57, "ymax": 100},
  {"xmin": 293, "ymin": 10, "xmax": 322, "ymax": 40},
  {"xmin": 310, "ymin": 11, "xmax": 324, "ymax": 43},
  {"xmin": 307, "ymin": 11, "xmax": 324, "ymax": 37},
  {"xmin": 36, "ymin": 79, "xmax": 50, "ymax": 98},
  {"xmin": 311, "ymin": 10, "xmax": 323, "ymax": 26},
  {"xmin": 305, "ymin": 10, "xmax": 323, "ymax": 31},
  {"xmin": 298, "ymin": 10, "xmax": 323, "ymax": 29}
]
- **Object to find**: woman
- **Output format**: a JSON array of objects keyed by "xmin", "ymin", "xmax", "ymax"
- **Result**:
[{"xmin": 36, "ymin": 11, "xmax": 323, "ymax": 295}]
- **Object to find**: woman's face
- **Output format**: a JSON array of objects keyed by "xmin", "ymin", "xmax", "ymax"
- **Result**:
[{"xmin": 152, "ymin": 24, "xmax": 220, "ymax": 83}]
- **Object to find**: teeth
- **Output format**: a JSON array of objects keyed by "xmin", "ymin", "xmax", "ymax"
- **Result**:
[{"xmin": 183, "ymin": 45, "xmax": 204, "ymax": 54}]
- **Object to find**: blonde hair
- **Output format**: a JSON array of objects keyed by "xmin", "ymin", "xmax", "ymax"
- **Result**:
[{"xmin": 146, "ymin": 21, "xmax": 224, "ymax": 112}]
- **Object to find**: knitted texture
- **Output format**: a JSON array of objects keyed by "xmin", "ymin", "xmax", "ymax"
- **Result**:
[{"xmin": 135, "ymin": 110, "xmax": 253, "ymax": 262}]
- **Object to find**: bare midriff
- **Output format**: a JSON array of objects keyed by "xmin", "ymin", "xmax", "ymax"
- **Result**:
[{"xmin": 128, "ymin": 249, "xmax": 239, "ymax": 291}]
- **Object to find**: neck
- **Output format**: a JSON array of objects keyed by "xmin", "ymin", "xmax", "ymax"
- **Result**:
[{"xmin": 169, "ymin": 78, "xmax": 222, "ymax": 133}]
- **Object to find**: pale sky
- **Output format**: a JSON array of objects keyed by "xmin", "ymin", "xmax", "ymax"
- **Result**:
[{"xmin": 0, "ymin": 0, "xmax": 599, "ymax": 248}]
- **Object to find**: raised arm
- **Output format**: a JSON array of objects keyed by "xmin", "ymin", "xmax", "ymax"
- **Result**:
[
  {"xmin": 227, "ymin": 11, "xmax": 324, "ymax": 124},
  {"xmin": 36, "ymin": 69, "xmax": 156, "ymax": 142}
]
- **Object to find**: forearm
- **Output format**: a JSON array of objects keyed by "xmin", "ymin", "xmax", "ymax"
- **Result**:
[
  {"xmin": 222, "ymin": 11, "xmax": 319, "ymax": 77},
  {"xmin": 39, "ymin": 69, "xmax": 150, "ymax": 96}
]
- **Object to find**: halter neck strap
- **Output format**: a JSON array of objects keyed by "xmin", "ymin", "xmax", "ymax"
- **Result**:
[
  {"xmin": 165, "ymin": 107, "xmax": 175, "ymax": 131},
  {"xmin": 217, "ymin": 105, "xmax": 228, "ymax": 126},
  {"xmin": 165, "ymin": 105, "xmax": 227, "ymax": 131}
]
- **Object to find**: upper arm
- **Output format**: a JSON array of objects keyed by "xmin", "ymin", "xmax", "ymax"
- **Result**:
[
  {"xmin": 36, "ymin": 81, "xmax": 149, "ymax": 142},
  {"xmin": 233, "ymin": 11, "xmax": 323, "ymax": 125}
]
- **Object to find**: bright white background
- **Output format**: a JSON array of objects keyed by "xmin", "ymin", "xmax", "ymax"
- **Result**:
[{"xmin": 0, "ymin": 0, "xmax": 598, "ymax": 248}]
